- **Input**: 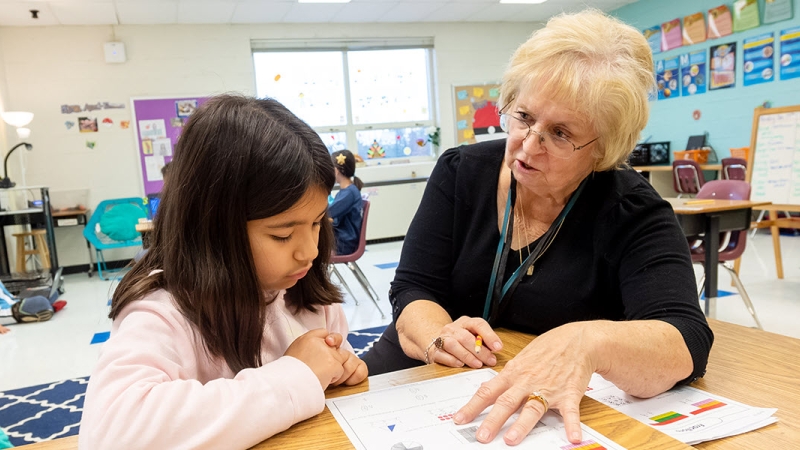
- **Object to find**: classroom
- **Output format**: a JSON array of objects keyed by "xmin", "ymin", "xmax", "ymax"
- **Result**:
[{"xmin": 0, "ymin": 0, "xmax": 798, "ymax": 448}]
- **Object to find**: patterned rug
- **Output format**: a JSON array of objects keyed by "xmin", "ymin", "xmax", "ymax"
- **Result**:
[{"xmin": 0, "ymin": 325, "xmax": 387, "ymax": 446}]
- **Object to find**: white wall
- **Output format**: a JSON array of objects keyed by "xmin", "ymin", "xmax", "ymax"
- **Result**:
[{"xmin": 0, "ymin": 22, "xmax": 540, "ymax": 266}]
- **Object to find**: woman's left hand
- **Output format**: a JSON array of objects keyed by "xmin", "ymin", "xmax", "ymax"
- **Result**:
[{"xmin": 453, "ymin": 322, "xmax": 598, "ymax": 446}]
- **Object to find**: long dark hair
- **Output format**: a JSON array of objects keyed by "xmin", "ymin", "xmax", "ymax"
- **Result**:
[
  {"xmin": 111, "ymin": 95, "xmax": 342, "ymax": 373},
  {"xmin": 332, "ymin": 149, "xmax": 363, "ymax": 190}
]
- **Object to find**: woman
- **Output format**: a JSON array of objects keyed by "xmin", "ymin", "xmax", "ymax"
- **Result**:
[
  {"xmin": 362, "ymin": 9, "xmax": 713, "ymax": 447},
  {"xmin": 329, "ymin": 150, "xmax": 364, "ymax": 255}
]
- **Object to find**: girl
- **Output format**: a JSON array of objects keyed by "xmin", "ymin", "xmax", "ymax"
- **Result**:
[
  {"xmin": 79, "ymin": 95, "xmax": 367, "ymax": 449},
  {"xmin": 329, "ymin": 150, "xmax": 364, "ymax": 255}
]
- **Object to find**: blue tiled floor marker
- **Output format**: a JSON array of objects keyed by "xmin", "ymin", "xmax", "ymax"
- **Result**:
[
  {"xmin": 700, "ymin": 289, "xmax": 735, "ymax": 300},
  {"xmin": 90, "ymin": 332, "xmax": 110, "ymax": 345},
  {"xmin": 374, "ymin": 262, "xmax": 399, "ymax": 270}
]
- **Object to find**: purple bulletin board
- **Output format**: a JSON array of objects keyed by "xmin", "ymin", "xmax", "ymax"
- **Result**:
[{"xmin": 131, "ymin": 96, "xmax": 209, "ymax": 196}]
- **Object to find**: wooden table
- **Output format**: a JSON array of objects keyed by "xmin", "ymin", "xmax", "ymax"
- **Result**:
[
  {"xmin": 666, "ymin": 199, "xmax": 771, "ymax": 316},
  {"xmin": 25, "ymin": 319, "xmax": 800, "ymax": 450}
]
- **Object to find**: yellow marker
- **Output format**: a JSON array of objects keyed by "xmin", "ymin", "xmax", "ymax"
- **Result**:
[
  {"xmin": 475, "ymin": 335, "xmax": 483, "ymax": 354},
  {"xmin": 685, "ymin": 199, "xmax": 715, "ymax": 205}
]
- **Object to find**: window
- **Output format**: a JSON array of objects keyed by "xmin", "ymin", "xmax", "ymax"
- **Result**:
[{"xmin": 252, "ymin": 40, "xmax": 436, "ymax": 162}]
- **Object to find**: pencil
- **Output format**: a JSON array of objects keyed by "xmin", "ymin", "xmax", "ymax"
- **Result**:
[
  {"xmin": 475, "ymin": 335, "xmax": 482, "ymax": 354},
  {"xmin": 685, "ymin": 199, "xmax": 715, "ymax": 205}
]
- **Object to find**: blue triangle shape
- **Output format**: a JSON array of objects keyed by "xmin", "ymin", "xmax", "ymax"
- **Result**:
[{"xmin": 388, "ymin": 424, "xmax": 395, "ymax": 432}]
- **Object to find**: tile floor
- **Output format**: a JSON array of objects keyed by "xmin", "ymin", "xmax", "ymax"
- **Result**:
[{"xmin": 1, "ymin": 233, "xmax": 798, "ymax": 393}]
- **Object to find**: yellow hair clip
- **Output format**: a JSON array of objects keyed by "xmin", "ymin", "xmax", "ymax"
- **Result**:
[{"xmin": 336, "ymin": 154, "xmax": 347, "ymax": 165}]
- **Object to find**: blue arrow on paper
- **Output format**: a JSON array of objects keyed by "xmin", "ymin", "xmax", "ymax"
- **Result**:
[{"xmin": 388, "ymin": 425, "xmax": 395, "ymax": 432}]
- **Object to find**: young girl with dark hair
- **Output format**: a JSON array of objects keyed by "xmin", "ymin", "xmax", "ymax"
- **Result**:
[
  {"xmin": 79, "ymin": 95, "xmax": 367, "ymax": 449},
  {"xmin": 329, "ymin": 149, "xmax": 364, "ymax": 255}
]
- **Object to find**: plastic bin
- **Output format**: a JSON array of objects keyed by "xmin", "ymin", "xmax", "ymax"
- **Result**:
[
  {"xmin": 674, "ymin": 149, "xmax": 711, "ymax": 163},
  {"xmin": 729, "ymin": 147, "xmax": 750, "ymax": 160}
]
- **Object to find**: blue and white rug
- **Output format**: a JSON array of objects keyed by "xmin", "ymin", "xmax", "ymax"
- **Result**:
[{"xmin": 0, "ymin": 325, "xmax": 387, "ymax": 446}]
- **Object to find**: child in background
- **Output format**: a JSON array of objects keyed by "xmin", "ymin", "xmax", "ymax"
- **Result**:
[
  {"xmin": 329, "ymin": 150, "xmax": 364, "ymax": 255},
  {"xmin": 79, "ymin": 95, "xmax": 367, "ymax": 449}
]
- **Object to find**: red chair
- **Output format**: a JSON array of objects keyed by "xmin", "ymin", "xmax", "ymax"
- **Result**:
[
  {"xmin": 721, "ymin": 157, "xmax": 747, "ymax": 180},
  {"xmin": 329, "ymin": 199, "xmax": 386, "ymax": 318},
  {"xmin": 689, "ymin": 180, "xmax": 762, "ymax": 329},
  {"xmin": 673, "ymin": 159, "xmax": 705, "ymax": 197}
]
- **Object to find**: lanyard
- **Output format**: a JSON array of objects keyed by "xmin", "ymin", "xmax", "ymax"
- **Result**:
[{"xmin": 482, "ymin": 175, "xmax": 587, "ymax": 325}]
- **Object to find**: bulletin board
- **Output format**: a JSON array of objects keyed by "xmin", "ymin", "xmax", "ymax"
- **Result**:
[
  {"xmin": 452, "ymin": 83, "xmax": 506, "ymax": 146},
  {"xmin": 130, "ymin": 96, "xmax": 209, "ymax": 196}
]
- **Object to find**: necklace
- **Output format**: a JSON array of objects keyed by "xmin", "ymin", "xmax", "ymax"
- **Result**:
[{"xmin": 515, "ymin": 192, "xmax": 534, "ymax": 276}]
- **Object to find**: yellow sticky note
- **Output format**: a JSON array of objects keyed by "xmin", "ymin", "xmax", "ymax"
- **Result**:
[
  {"xmin": 459, "ymin": 105, "xmax": 470, "ymax": 115},
  {"xmin": 473, "ymin": 87, "xmax": 484, "ymax": 97},
  {"xmin": 463, "ymin": 129, "xmax": 475, "ymax": 139}
]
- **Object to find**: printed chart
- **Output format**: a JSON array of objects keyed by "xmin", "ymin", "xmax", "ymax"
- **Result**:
[
  {"xmin": 326, "ymin": 369, "xmax": 625, "ymax": 450},
  {"xmin": 585, "ymin": 374, "xmax": 777, "ymax": 445}
]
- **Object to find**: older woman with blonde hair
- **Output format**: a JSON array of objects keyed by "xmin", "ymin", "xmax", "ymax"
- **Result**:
[{"xmin": 362, "ymin": 9, "xmax": 713, "ymax": 446}]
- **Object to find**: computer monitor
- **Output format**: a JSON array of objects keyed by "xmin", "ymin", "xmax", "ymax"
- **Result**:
[
  {"xmin": 146, "ymin": 194, "xmax": 161, "ymax": 220},
  {"xmin": 686, "ymin": 134, "xmax": 707, "ymax": 150}
]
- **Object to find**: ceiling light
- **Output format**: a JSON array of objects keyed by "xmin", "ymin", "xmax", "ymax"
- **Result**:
[
  {"xmin": 1, "ymin": 111, "xmax": 34, "ymax": 128},
  {"xmin": 500, "ymin": 0, "xmax": 548, "ymax": 4},
  {"xmin": 297, "ymin": 0, "xmax": 351, "ymax": 3}
]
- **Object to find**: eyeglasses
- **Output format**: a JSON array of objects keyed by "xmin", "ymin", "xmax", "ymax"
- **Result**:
[{"xmin": 499, "ymin": 113, "xmax": 599, "ymax": 159}]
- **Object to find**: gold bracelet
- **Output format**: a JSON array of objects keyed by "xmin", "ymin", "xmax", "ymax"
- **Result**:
[{"xmin": 424, "ymin": 336, "xmax": 445, "ymax": 364}]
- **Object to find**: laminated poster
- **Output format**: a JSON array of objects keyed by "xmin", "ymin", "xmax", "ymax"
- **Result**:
[
  {"xmin": 680, "ymin": 50, "xmax": 707, "ymax": 96},
  {"xmin": 661, "ymin": 19, "xmax": 683, "ymax": 51},
  {"xmin": 682, "ymin": 12, "xmax": 707, "ymax": 46},
  {"xmin": 710, "ymin": 42, "xmax": 737, "ymax": 90},
  {"xmin": 656, "ymin": 57, "xmax": 680, "ymax": 100},
  {"xmin": 743, "ymin": 33, "xmax": 775, "ymax": 86},
  {"xmin": 733, "ymin": 0, "xmax": 760, "ymax": 32},
  {"xmin": 644, "ymin": 26, "xmax": 662, "ymax": 54},
  {"xmin": 780, "ymin": 26, "xmax": 800, "ymax": 80},
  {"xmin": 764, "ymin": 0, "xmax": 793, "ymax": 24},
  {"xmin": 708, "ymin": 5, "xmax": 733, "ymax": 39}
]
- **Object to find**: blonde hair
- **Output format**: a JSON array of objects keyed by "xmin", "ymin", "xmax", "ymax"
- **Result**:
[{"xmin": 499, "ymin": 9, "xmax": 655, "ymax": 171}]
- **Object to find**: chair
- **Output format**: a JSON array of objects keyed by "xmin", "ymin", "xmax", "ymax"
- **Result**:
[
  {"xmin": 721, "ymin": 157, "xmax": 747, "ymax": 181},
  {"xmin": 83, "ymin": 197, "xmax": 148, "ymax": 280},
  {"xmin": 689, "ymin": 180, "xmax": 763, "ymax": 329},
  {"xmin": 672, "ymin": 159, "xmax": 705, "ymax": 197},
  {"xmin": 328, "ymin": 199, "xmax": 386, "ymax": 318}
]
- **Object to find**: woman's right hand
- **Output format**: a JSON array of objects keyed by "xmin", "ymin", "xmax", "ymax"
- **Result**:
[
  {"xmin": 284, "ymin": 328, "xmax": 346, "ymax": 389},
  {"xmin": 431, "ymin": 316, "xmax": 503, "ymax": 369}
]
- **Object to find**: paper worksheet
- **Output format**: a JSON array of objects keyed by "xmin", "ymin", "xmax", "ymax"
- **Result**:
[
  {"xmin": 326, "ymin": 369, "xmax": 625, "ymax": 450},
  {"xmin": 586, "ymin": 374, "xmax": 777, "ymax": 445}
]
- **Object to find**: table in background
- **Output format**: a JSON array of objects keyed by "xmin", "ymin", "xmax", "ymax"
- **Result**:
[
  {"xmin": 52, "ymin": 209, "xmax": 94, "ymax": 276},
  {"xmin": 666, "ymin": 198, "xmax": 770, "ymax": 317},
  {"xmin": 22, "ymin": 319, "xmax": 800, "ymax": 449},
  {"xmin": 135, "ymin": 220, "xmax": 153, "ymax": 249},
  {"xmin": 634, "ymin": 164, "xmax": 722, "ymax": 198},
  {"xmin": 0, "ymin": 186, "xmax": 58, "ymax": 275}
]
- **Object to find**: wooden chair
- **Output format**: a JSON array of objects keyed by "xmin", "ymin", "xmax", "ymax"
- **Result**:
[{"xmin": 13, "ymin": 229, "xmax": 51, "ymax": 273}]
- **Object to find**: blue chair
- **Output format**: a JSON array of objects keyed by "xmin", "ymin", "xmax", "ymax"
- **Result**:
[{"xmin": 83, "ymin": 197, "xmax": 148, "ymax": 280}]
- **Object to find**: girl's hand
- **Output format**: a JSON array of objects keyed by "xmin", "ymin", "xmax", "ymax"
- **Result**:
[
  {"xmin": 285, "ymin": 329, "xmax": 347, "ymax": 389},
  {"xmin": 325, "ymin": 332, "xmax": 368, "ymax": 386},
  {"xmin": 453, "ymin": 322, "xmax": 596, "ymax": 446},
  {"xmin": 430, "ymin": 316, "xmax": 502, "ymax": 369}
]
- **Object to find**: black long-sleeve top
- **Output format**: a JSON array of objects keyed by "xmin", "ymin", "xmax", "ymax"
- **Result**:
[{"xmin": 381, "ymin": 139, "xmax": 713, "ymax": 381}]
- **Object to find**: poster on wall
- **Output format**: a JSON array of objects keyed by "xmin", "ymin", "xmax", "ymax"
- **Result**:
[
  {"xmin": 682, "ymin": 12, "xmax": 707, "ymax": 46},
  {"xmin": 733, "ymin": 0, "xmax": 760, "ymax": 32},
  {"xmin": 708, "ymin": 5, "xmax": 733, "ymax": 39},
  {"xmin": 661, "ymin": 19, "xmax": 683, "ymax": 51},
  {"xmin": 131, "ymin": 96, "xmax": 209, "ymax": 195},
  {"xmin": 680, "ymin": 50, "xmax": 707, "ymax": 96},
  {"xmin": 780, "ymin": 26, "xmax": 800, "ymax": 80},
  {"xmin": 452, "ymin": 83, "xmax": 505, "ymax": 146},
  {"xmin": 656, "ymin": 57, "xmax": 680, "ymax": 100},
  {"xmin": 709, "ymin": 42, "xmax": 737, "ymax": 90},
  {"xmin": 644, "ymin": 26, "xmax": 662, "ymax": 54},
  {"xmin": 743, "ymin": 33, "xmax": 775, "ymax": 86},
  {"xmin": 764, "ymin": 0, "xmax": 793, "ymax": 24}
]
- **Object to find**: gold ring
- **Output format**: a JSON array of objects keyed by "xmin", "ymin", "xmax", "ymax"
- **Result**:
[{"xmin": 528, "ymin": 391, "xmax": 549, "ymax": 412}]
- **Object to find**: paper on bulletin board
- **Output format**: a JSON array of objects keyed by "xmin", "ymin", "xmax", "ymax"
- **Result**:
[
  {"xmin": 452, "ymin": 83, "xmax": 505, "ymax": 146},
  {"xmin": 661, "ymin": 19, "xmax": 682, "ymax": 51},
  {"xmin": 682, "ymin": 12, "xmax": 707, "ymax": 46},
  {"xmin": 780, "ymin": 26, "xmax": 800, "ymax": 80},
  {"xmin": 708, "ymin": 5, "xmax": 733, "ymax": 39},
  {"xmin": 644, "ymin": 26, "xmax": 662, "ymax": 54},
  {"xmin": 144, "ymin": 155, "xmax": 166, "ymax": 181},
  {"xmin": 743, "ymin": 33, "xmax": 775, "ymax": 86},
  {"xmin": 656, "ymin": 57, "xmax": 680, "ymax": 100},
  {"xmin": 733, "ymin": 0, "xmax": 760, "ymax": 32},
  {"xmin": 764, "ymin": 0, "xmax": 793, "ymax": 24},
  {"xmin": 138, "ymin": 119, "xmax": 167, "ymax": 140},
  {"xmin": 152, "ymin": 138, "xmax": 173, "ymax": 156},
  {"xmin": 709, "ymin": 42, "xmax": 737, "ymax": 90},
  {"xmin": 680, "ymin": 50, "xmax": 707, "ymax": 96}
]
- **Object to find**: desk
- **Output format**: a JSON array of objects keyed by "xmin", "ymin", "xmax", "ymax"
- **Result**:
[
  {"xmin": 21, "ymin": 320, "xmax": 800, "ymax": 449},
  {"xmin": 0, "ymin": 186, "xmax": 58, "ymax": 275},
  {"xmin": 666, "ymin": 199, "xmax": 770, "ymax": 316},
  {"xmin": 135, "ymin": 220, "xmax": 153, "ymax": 249}
]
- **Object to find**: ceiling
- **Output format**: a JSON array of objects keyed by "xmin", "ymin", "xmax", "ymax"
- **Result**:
[{"xmin": 0, "ymin": 0, "xmax": 638, "ymax": 26}]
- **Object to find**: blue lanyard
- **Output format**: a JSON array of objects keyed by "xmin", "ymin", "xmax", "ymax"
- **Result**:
[{"xmin": 482, "ymin": 175, "xmax": 587, "ymax": 324}]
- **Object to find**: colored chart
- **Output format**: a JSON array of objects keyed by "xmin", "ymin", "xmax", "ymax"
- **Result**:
[
  {"xmin": 561, "ymin": 440, "xmax": 607, "ymax": 450},
  {"xmin": 649, "ymin": 411, "xmax": 688, "ymax": 426},
  {"xmin": 691, "ymin": 398, "xmax": 727, "ymax": 415}
]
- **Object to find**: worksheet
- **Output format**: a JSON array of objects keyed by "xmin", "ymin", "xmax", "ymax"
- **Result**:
[
  {"xmin": 327, "ymin": 369, "xmax": 625, "ymax": 450},
  {"xmin": 586, "ymin": 374, "xmax": 777, "ymax": 445}
]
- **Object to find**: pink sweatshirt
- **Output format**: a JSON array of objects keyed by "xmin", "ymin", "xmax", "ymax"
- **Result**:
[{"xmin": 79, "ymin": 289, "xmax": 354, "ymax": 449}]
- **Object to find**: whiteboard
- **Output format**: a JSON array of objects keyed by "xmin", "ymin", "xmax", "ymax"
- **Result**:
[{"xmin": 748, "ymin": 107, "xmax": 800, "ymax": 206}]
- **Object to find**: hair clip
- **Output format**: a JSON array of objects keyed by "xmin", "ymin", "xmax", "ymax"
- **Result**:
[{"xmin": 336, "ymin": 154, "xmax": 347, "ymax": 165}]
